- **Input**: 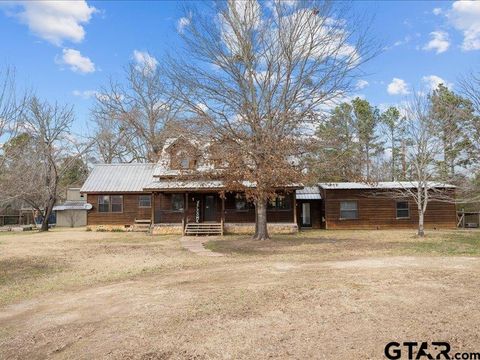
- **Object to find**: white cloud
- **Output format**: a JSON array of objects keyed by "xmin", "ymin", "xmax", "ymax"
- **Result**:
[
  {"xmin": 423, "ymin": 31, "xmax": 450, "ymax": 54},
  {"xmin": 72, "ymin": 89, "xmax": 97, "ymax": 99},
  {"xmin": 133, "ymin": 50, "xmax": 158, "ymax": 72},
  {"xmin": 220, "ymin": 0, "xmax": 261, "ymax": 54},
  {"xmin": 355, "ymin": 79, "xmax": 369, "ymax": 90},
  {"xmin": 432, "ymin": 8, "xmax": 442, "ymax": 16},
  {"xmin": 6, "ymin": 0, "xmax": 96, "ymax": 46},
  {"xmin": 195, "ymin": 102, "xmax": 208, "ymax": 112},
  {"xmin": 421, "ymin": 75, "xmax": 452, "ymax": 91},
  {"xmin": 58, "ymin": 48, "xmax": 95, "ymax": 73},
  {"xmin": 176, "ymin": 17, "xmax": 190, "ymax": 33},
  {"xmin": 384, "ymin": 34, "xmax": 415, "ymax": 51},
  {"xmin": 265, "ymin": 0, "xmax": 297, "ymax": 11},
  {"xmin": 220, "ymin": 2, "xmax": 360, "ymax": 66},
  {"xmin": 448, "ymin": 1, "xmax": 480, "ymax": 51},
  {"xmin": 387, "ymin": 78, "xmax": 410, "ymax": 95}
]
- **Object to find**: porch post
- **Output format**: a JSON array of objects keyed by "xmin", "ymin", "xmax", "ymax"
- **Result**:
[
  {"xmin": 184, "ymin": 192, "xmax": 189, "ymax": 223},
  {"xmin": 221, "ymin": 193, "xmax": 225, "ymax": 235},
  {"xmin": 221, "ymin": 194, "xmax": 225, "ymax": 221},
  {"xmin": 293, "ymin": 191, "xmax": 297, "ymax": 224},
  {"xmin": 151, "ymin": 192, "xmax": 155, "ymax": 224}
]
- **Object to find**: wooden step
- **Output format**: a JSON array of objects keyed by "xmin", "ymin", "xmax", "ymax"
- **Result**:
[
  {"xmin": 133, "ymin": 219, "xmax": 152, "ymax": 232},
  {"xmin": 184, "ymin": 222, "xmax": 223, "ymax": 236},
  {"xmin": 135, "ymin": 219, "xmax": 151, "ymax": 224}
]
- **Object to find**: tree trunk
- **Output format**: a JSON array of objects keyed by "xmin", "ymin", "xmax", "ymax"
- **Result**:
[
  {"xmin": 391, "ymin": 129, "xmax": 395, "ymax": 181},
  {"xmin": 401, "ymin": 140, "xmax": 407, "ymax": 179},
  {"xmin": 366, "ymin": 145, "xmax": 370, "ymax": 180},
  {"xmin": 253, "ymin": 199, "xmax": 269, "ymax": 240},
  {"xmin": 40, "ymin": 196, "xmax": 55, "ymax": 232},
  {"xmin": 417, "ymin": 209, "xmax": 425, "ymax": 237}
]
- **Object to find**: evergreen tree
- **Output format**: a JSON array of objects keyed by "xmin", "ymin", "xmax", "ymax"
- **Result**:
[
  {"xmin": 315, "ymin": 102, "xmax": 360, "ymax": 181},
  {"xmin": 429, "ymin": 84, "xmax": 476, "ymax": 179},
  {"xmin": 381, "ymin": 106, "xmax": 406, "ymax": 181},
  {"xmin": 352, "ymin": 98, "xmax": 383, "ymax": 180}
]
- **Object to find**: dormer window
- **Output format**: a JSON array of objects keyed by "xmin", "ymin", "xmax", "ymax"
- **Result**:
[
  {"xmin": 180, "ymin": 158, "xmax": 189, "ymax": 169},
  {"xmin": 167, "ymin": 139, "xmax": 199, "ymax": 170}
]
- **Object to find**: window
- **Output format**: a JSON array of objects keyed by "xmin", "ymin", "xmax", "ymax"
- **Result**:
[
  {"xmin": 138, "ymin": 195, "xmax": 151, "ymax": 208},
  {"xmin": 235, "ymin": 194, "xmax": 248, "ymax": 211},
  {"xmin": 172, "ymin": 194, "xmax": 184, "ymax": 211},
  {"xmin": 340, "ymin": 201, "xmax": 358, "ymax": 219},
  {"xmin": 98, "ymin": 195, "xmax": 123, "ymax": 213},
  {"xmin": 268, "ymin": 195, "xmax": 291, "ymax": 210},
  {"xmin": 111, "ymin": 195, "xmax": 123, "ymax": 213},
  {"xmin": 98, "ymin": 195, "xmax": 110, "ymax": 213},
  {"xmin": 180, "ymin": 158, "xmax": 189, "ymax": 169},
  {"xmin": 396, "ymin": 201, "xmax": 410, "ymax": 219}
]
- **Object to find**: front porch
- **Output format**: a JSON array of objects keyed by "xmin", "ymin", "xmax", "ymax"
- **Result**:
[
  {"xmin": 149, "ymin": 191, "xmax": 299, "ymax": 236},
  {"xmin": 151, "ymin": 222, "xmax": 298, "ymax": 236}
]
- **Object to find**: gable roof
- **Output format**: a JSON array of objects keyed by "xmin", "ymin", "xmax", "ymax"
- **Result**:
[
  {"xmin": 318, "ymin": 181, "xmax": 456, "ymax": 190},
  {"xmin": 80, "ymin": 164, "xmax": 156, "ymax": 193}
]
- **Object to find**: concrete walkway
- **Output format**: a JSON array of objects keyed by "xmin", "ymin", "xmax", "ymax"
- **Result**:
[{"xmin": 179, "ymin": 236, "xmax": 225, "ymax": 257}]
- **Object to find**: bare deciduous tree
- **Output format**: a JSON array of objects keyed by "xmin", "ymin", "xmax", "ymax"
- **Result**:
[
  {"xmin": 376, "ymin": 94, "xmax": 456, "ymax": 237},
  {"xmin": 1, "ymin": 97, "xmax": 92, "ymax": 231},
  {"xmin": 93, "ymin": 57, "xmax": 185, "ymax": 162},
  {"xmin": 169, "ymin": 0, "xmax": 377, "ymax": 239},
  {"xmin": 90, "ymin": 110, "xmax": 136, "ymax": 163},
  {"xmin": 458, "ymin": 71, "xmax": 480, "ymax": 161},
  {"xmin": 0, "ymin": 67, "xmax": 28, "ymax": 167}
]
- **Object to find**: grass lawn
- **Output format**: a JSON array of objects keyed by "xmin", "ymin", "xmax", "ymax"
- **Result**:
[{"xmin": 1, "ymin": 228, "xmax": 479, "ymax": 359}]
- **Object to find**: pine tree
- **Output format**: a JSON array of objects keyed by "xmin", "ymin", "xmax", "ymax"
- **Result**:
[
  {"xmin": 429, "ymin": 84, "xmax": 475, "ymax": 179},
  {"xmin": 352, "ymin": 98, "xmax": 384, "ymax": 180},
  {"xmin": 381, "ymin": 106, "xmax": 405, "ymax": 181},
  {"xmin": 315, "ymin": 102, "xmax": 360, "ymax": 181}
]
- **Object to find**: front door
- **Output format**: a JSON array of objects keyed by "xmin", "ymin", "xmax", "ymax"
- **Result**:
[
  {"xmin": 301, "ymin": 202, "xmax": 311, "ymax": 227},
  {"xmin": 204, "ymin": 195, "xmax": 216, "ymax": 222}
]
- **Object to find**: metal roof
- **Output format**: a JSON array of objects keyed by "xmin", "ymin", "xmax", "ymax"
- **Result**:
[
  {"xmin": 318, "ymin": 181, "xmax": 456, "ymax": 190},
  {"xmin": 80, "ymin": 164, "xmax": 156, "ymax": 193},
  {"xmin": 144, "ymin": 180, "xmax": 225, "ymax": 191},
  {"xmin": 145, "ymin": 180, "xmax": 301, "ymax": 191},
  {"xmin": 296, "ymin": 186, "xmax": 322, "ymax": 200},
  {"xmin": 53, "ymin": 201, "xmax": 87, "ymax": 211}
]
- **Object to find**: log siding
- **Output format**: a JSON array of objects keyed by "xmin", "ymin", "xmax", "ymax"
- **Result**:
[
  {"xmin": 322, "ymin": 189, "xmax": 456, "ymax": 229},
  {"xmin": 86, "ymin": 193, "xmax": 152, "ymax": 225}
]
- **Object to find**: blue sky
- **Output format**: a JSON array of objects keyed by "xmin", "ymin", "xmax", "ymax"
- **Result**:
[{"xmin": 1, "ymin": 1, "xmax": 479, "ymax": 134}]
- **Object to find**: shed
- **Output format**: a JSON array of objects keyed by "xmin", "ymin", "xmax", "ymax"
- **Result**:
[{"xmin": 53, "ymin": 188, "xmax": 87, "ymax": 227}]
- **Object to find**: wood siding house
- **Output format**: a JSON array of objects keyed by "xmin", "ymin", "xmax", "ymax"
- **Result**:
[
  {"xmin": 318, "ymin": 182, "xmax": 457, "ymax": 230},
  {"xmin": 80, "ymin": 138, "xmax": 457, "ymax": 233}
]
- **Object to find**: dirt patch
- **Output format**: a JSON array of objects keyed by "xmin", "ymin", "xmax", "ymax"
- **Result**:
[
  {"xmin": 0, "ymin": 256, "xmax": 65, "ymax": 286},
  {"xmin": 326, "ymin": 256, "xmax": 478, "ymax": 269},
  {"xmin": 1, "ymin": 229, "xmax": 480, "ymax": 359}
]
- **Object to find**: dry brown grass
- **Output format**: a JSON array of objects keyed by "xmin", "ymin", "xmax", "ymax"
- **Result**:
[{"xmin": 0, "ymin": 228, "xmax": 479, "ymax": 359}]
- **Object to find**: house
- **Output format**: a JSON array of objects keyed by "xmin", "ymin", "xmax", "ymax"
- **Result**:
[
  {"xmin": 80, "ymin": 138, "xmax": 457, "ymax": 234},
  {"xmin": 53, "ymin": 188, "xmax": 88, "ymax": 227},
  {"xmin": 317, "ymin": 182, "xmax": 457, "ymax": 230},
  {"xmin": 81, "ymin": 137, "xmax": 302, "ymax": 234}
]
